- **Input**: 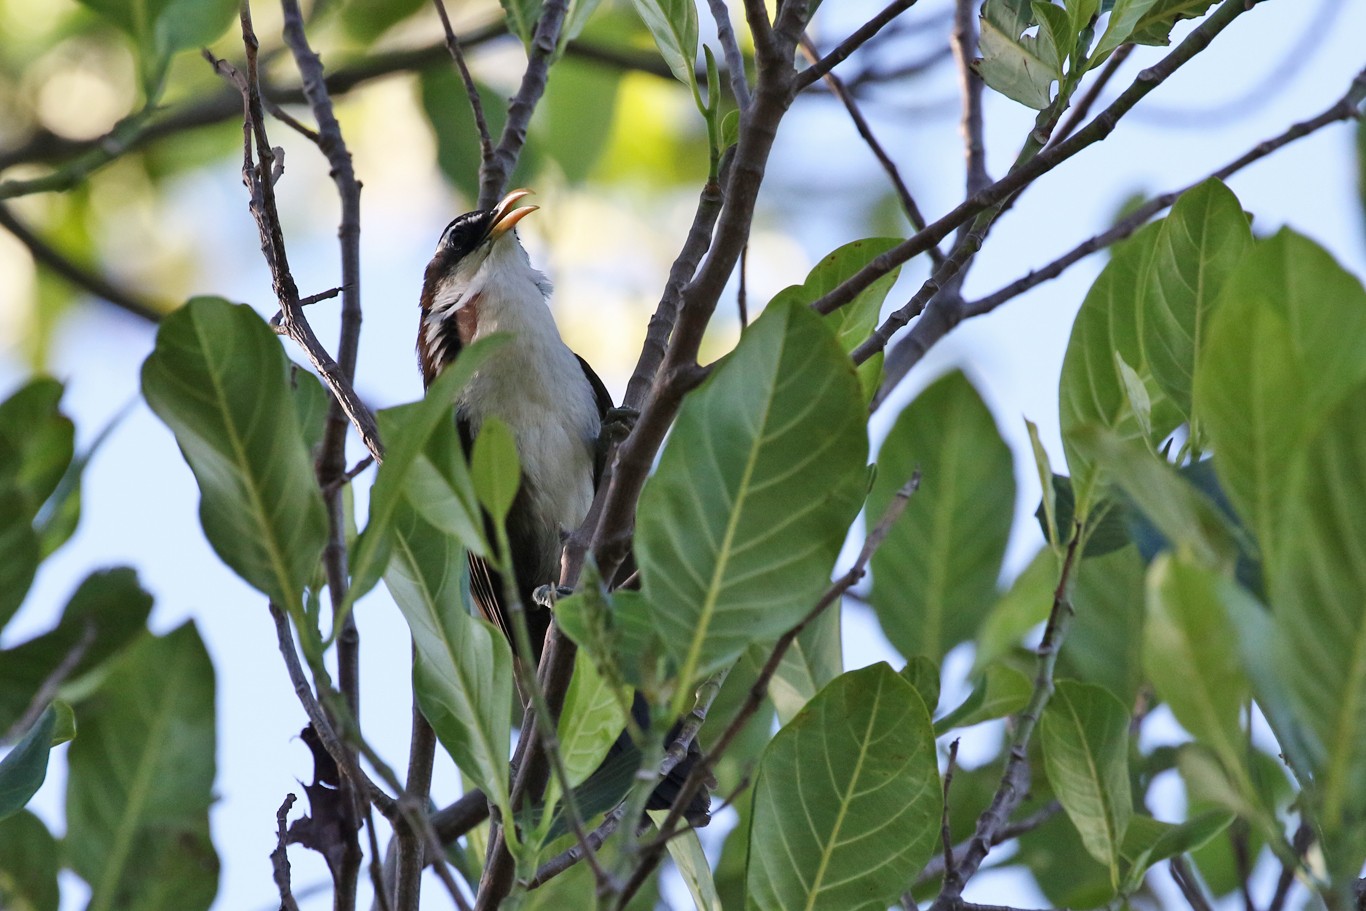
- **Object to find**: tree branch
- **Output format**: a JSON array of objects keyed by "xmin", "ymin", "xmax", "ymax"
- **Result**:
[{"xmin": 795, "ymin": 0, "xmax": 923, "ymax": 91}]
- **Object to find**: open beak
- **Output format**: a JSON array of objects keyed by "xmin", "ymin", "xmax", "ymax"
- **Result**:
[{"xmin": 489, "ymin": 188, "xmax": 538, "ymax": 239}]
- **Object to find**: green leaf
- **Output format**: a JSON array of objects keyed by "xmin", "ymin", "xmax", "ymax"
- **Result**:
[
  {"xmin": 0, "ymin": 568, "xmax": 153, "ymax": 734},
  {"xmin": 1072, "ymin": 428, "xmax": 1238, "ymax": 570},
  {"xmin": 1139, "ymin": 179, "xmax": 1251, "ymax": 430},
  {"xmin": 899, "ymin": 657, "xmax": 940, "ymax": 716},
  {"xmin": 76, "ymin": 0, "xmax": 235, "ymax": 93},
  {"xmin": 541, "ymin": 58, "xmax": 621, "ymax": 183},
  {"xmin": 0, "ymin": 704, "xmax": 57, "ymax": 821},
  {"xmin": 1027, "ymin": 419, "xmax": 1060, "ymax": 548},
  {"xmin": 471, "ymin": 417, "xmax": 521, "ymax": 526},
  {"xmin": 141, "ymin": 298, "xmax": 326, "ymax": 613},
  {"xmin": 0, "ymin": 491, "xmax": 39, "ymax": 633},
  {"xmin": 769, "ymin": 237, "xmax": 904, "ymax": 400},
  {"xmin": 1145, "ymin": 554, "xmax": 1250, "ymax": 782},
  {"xmin": 1271, "ymin": 391, "xmax": 1366, "ymax": 874},
  {"xmin": 977, "ymin": 0, "xmax": 1064, "ymax": 108},
  {"xmin": 557, "ymin": 652, "xmax": 629, "ymax": 789},
  {"xmin": 561, "ymin": 0, "xmax": 608, "ymax": 51},
  {"xmin": 421, "ymin": 73, "xmax": 534, "ymax": 201},
  {"xmin": 1060, "ymin": 221, "xmax": 1182, "ymax": 519},
  {"xmin": 0, "ymin": 810, "xmax": 60, "ymax": 911},
  {"xmin": 1128, "ymin": 0, "xmax": 1219, "ymax": 45},
  {"xmin": 66, "ymin": 623, "xmax": 218, "ymax": 911},
  {"xmin": 1194, "ymin": 230, "xmax": 1366, "ymax": 574},
  {"xmin": 1092, "ymin": 0, "xmax": 1163, "ymax": 61},
  {"xmin": 0, "ymin": 378, "xmax": 73, "ymax": 520},
  {"xmin": 636, "ymin": 300, "xmax": 867, "ymax": 702},
  {"xmin": 648, "ymin": 810, "xmax": 721, "ymax": 911},
  {"xmin": 340, "ymin": 0, "xmax": 427, "ymax": 41},
  {"xmin": 1119, "ymin": 811, "xmax": 1233, "ymax": 892},
  {"xmin": 767, "ymin": 603, "xmax": 842, "ymax": 726},
  {"xmin": 1061, "ymin": 545, "xmax": 1145, "ymax": 705},
  {"xmin": 747, "ymin": 664, "xmax": 941, "ymax": 911},
  {"xmin": 869, "ymin": 371, "xmax": 1014, "ymax": 661},
  {"xmin": 350, "ymin": 337, "xmax": 503, "ymax": 606},
  {"xmin": 384, "ymin": 496, "xmax": 515, "ymax": 817},
  {"xmin": 629, "ymin": 0, "xmax": 699, "ymax": 87},
  {"xmin": 1041, "ymin": 680, "xmax": 1132, "ymax": 885},
  {"xmin": 934, "ymin": 663, "xmax": 1031, "ymax": 733}
]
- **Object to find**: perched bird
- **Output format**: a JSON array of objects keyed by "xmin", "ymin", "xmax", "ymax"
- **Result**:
[{"xmin": 417, "ymin": 188, "xmax": 709, "ymax": 824}]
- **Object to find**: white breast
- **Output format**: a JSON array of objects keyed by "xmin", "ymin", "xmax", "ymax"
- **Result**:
[{"xmin": 438, "ymin": 238, "xmax": 601, "ymax": 539}]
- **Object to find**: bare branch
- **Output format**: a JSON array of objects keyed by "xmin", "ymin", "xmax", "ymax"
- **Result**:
[
  {"xmin": 478, "ymin": 0, "xmax": 571, "ymax": 207},
  {"xmin": 273, "ymin": 794, "xmax": 303, "ymax": 911},
  {"xmin": 950, "ymin": 0, "xmax": 988, "ymax": 196},
  {"xmin": 707, "ymin": 0, "xmax": 751, "ymax": 108},
  {"xmin": 433, "ymin": 0, "xmax": 495, "ymax": 164},
  {"xmin": 1049, "ymin": 44, "xmax": 1132, "ymax": 148},
  {"xmin": 796, "ymin": 0, "xmax": 923, "ymax": 91},
  {"xmin": 394, "ymin": 700, "xmax": 436, "ymax": 911}
]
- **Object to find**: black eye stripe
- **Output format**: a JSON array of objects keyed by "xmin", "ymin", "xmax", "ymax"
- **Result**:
[{"xmin": 438, "ymin": 210, "xmax": 494, "ymax": 257}]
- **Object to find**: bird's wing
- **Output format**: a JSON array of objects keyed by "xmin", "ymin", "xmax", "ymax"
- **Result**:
[{"xmin": 576, "ymin": 354, "xmax": 614, "ymax": 487}]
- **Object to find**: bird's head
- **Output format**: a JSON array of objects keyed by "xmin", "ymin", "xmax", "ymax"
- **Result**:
[{"xmin": 417, "ymin": 188, "xmax": 544, "ymax": 385}]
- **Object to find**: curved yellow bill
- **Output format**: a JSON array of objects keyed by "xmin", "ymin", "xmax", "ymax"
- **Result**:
[{"xmin": 490, "ymin": 187, "xmax": 538, "ymax": 238}]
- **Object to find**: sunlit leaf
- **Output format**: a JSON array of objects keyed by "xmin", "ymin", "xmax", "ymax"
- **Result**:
[
  {"xmin": 1041, "ymin": 680, "xmax": 1131, "ymax": 885},
  {"xmin": 748, "ymin": 664, "xmax": 940, "ymax": 911},
  {"xmin": 977, "ymin": 0, "xmax": 1064, "ymax": 108},
  {"xmin": 769, "ymin": 237, "xmax": 904, "ymax": 400},
  {"xmin": 557, "ymin": 652, "xmax": 629, "ymax": 789},
  {"xmin": 636, "ymin": 300, "xmax": 867, "ymax": 703},
  {"xmin": 629, "ymin": 0, "xmax": 699, "ymax": 87},
  {"xmin": 141, "ymin": 298, "xmax": 326, "ymax": 612},
  {"xmin": 384, "ymin": 497, "xmax": 515, "ymax": 817},
  {"xmin": 1128, "ymin": 0, "xmax": 1218, "ymax": 44},
  {"xmin": 1194, "ymin": 230, "xmax": 1366, "ymax": 574},
  {"xmin": 767, "ymin": 604, "xmax": 842, "ymax": 725},
  {"xmin": 869, "ymin": 371, "xmax": 1014, "ymax": 661},
  {"xmin": 471, "ymin": 417, "xmax": 520, "ymax": 526}
]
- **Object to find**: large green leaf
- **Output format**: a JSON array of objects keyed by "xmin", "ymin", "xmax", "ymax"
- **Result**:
[
  {"xmin": 383, "ymin": 496, "xmax": 514, "ymax": 816},
  {"xmin": 629, "ymin": 0, "xmax": 699, "ymax": 87},
  {"xmin": 1145, "ymin": 555, "xmax": 1250, "ymax": 785},
  {"xmin": 1092, "ymin": 0, "xmax": 1163, "ymax": 61},
  {"xmin": 974, "ymin": 547, "xmax": 1059, "ymax": 674},
  {"xmin": 0, "ymin": 809, "xmax": 59, "ymax": 911},
  {"xmin": 1271, "ymin": 391, "xmax": 1366, "ymax": 876},
  {"xmin": 868, "ymin": 370, "xmax": 1014, "ymax": 661},
  {"xmin": 635, "ymin": 300, "xmax": 867, "ymax": 702},
  {"xmin": 1118, "ymin": 811, "xmax": 1233, "ymax": 893},
  {"xmin": 1041, "ymin": 680, "xmax": 1132, "ymax": 886},
  {"xmin": 0, "ymin": 491, "xmax": 39, "ymax": 634},
  {"xmin": 66, "ymin": 623, "xmax": 218, "ymax": 911},
  {"xmin": 1060, "ymin": 221, "xmax": 1182, "ymax": 519},
  {"xmin": 541, "ymin": 58, "xmax": 621, "ymax": 183},
  {"xmin": 555, "ymin": 653, "xmax": 629, "ymax": 790},
  {"xmin": 0, "ymin": 568, "xmax": 153, "ymax": 734},
  {"xmin": 1139, "ymin": 179, "xmax": 1251, "ymax": 429},
  {"xmin": 747, "ymin": 664, "xmax": 941, "ymax": 911},
  {"xmin": 0, "ymin": 703, "xmax": 58, "ymax": 821},
  {"xmin": 1194, "ymin": 230, "xmax": 1366, "ymax": 574},
  {"xmin": 770, "ymin": 237, "xmax": 904, "ymax": 400},
  {"xmin": 0, "ymin": 378, "xmax": 73, "ymax": 522},
  {"xmin": 142, "ymin": 298, "xmax": 326, "ymax": 613},
  {"xmin": 977, "ymin": 0, "xmax": 1064, "ymax": 109}
]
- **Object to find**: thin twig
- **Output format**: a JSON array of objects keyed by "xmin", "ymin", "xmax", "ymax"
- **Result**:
[
  {"xmin": 913, "ymin": 801, "xmax": 1062, "ymax": 889},
  {"xmin": 478, "ymin": 0, "xmax": 571, "ymax": 206},
  {"xmin": 963, "ymin": 64, "xmax": 1366, "ymax": 320},
  {"xmin": 364, "ymin": 804, "xmax": 394, "ymax": 911},
  {"xmin": 433, "ymin": 0, "xmax": 495, "ymax": 164},
  {"xmin": 1171, "ymin": 855, "xmax": 1215, "ymax": 911},
  {"xmin": 796, "ymin": 0, "xmax": 923, "ymax": 91},
  {"xmin": 0, "ymin": 202, "xmax": 163, "ymax": 322},
  {"xmin": 930, "ymin": 527, "xmax": 1083, "ymax": 911},
  {"xmin": 394, "ymin": 695, "xmax": 437, "ymax": 911},
  {"xmin": 273, "ymin": 794, "xmax": 303, "ymax": 911},
  {"xmin": 940, "ymin": 739, "xmax": 961, "ymax": 884},
  {"xmin": 810, "ymin": 0, "xmax": 1256, "ymax": 319},
  {"xmin": 950, "ymin": 0, "xmax": 988, "ymax": 197},
  {"xmin": 707, "ymin": 0, "xmax": 751, "ymax": 108},
  {"xmin": 798, "ymin": 35, "xmax": 941, "ymax": 264}
]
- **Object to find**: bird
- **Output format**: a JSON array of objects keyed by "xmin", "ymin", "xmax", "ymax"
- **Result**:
[{"xmin": 416, "ymin": 188, "xmax": 709, "ymax": 825}]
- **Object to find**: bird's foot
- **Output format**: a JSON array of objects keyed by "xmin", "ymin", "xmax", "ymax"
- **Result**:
[
  {"xmin": 532, "ymin": 584, "xmax": 575, "ymax": 610},
  {"xmin": 600, "ymin": 406, "xmax": 639, "ymax": 445}
]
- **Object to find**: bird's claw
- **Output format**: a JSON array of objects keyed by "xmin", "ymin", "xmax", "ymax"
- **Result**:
[
  {"xmin": 532, "ymin": 584, "xmax": 575, "ymax": 610},
  {"xmin": 601, "ymin": 406, "xmax": 639, "ymax": 445}
]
